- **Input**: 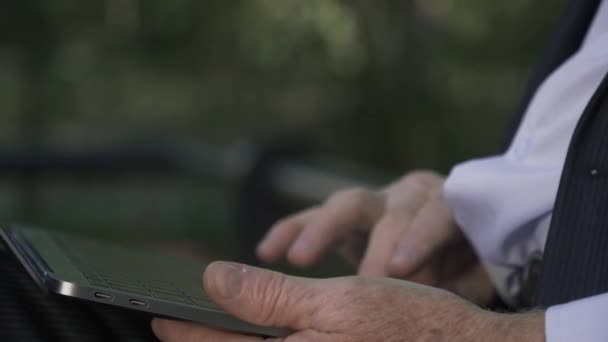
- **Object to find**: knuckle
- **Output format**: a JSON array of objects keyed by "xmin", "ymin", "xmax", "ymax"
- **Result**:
[
  {"xmin": 408, "ymin": 169, "xmax": 440, "ymax": 179},
  {"xmin": 403, "ymin": 170, "xmax": 441, "ymax": 188},
  {"xmin": 327, "ymin": 187, "xmax": 372, "ymax": 212},
  {"xmin": 402, "ymin": 174, "xmax": 428, "ymax": 189},
  {"xmin": 272, "ymin": 218, "xmax": 299, "ymax": 234}
]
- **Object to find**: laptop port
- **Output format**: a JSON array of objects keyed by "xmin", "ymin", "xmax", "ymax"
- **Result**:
[
  {"xmin": 129, "ymin": 299, "xmax": 148, "ymax": 307},
  {"xmin": 94, "ymin": 292, "xmax": 113, "ymax": 300}
]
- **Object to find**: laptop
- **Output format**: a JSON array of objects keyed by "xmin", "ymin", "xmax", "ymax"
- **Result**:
[{"xmin": 0, "ymin": 224, "xmax": 290, "ymax": 338}]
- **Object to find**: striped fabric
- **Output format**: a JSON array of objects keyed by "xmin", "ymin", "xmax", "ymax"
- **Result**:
[{"xmin": 536, "ymin": 72, "xmax": 608, "ymax": 307}]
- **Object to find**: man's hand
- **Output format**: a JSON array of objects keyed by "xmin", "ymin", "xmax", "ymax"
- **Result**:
[
  {"xmin": 151, "ymin": 262, "xmax": 545, "ymax": 342},
  {"xmin": 256, "ymin": 170, "xmax": 494, "ymax": 304}
]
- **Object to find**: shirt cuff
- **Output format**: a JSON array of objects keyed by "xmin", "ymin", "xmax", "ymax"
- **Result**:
[
  {"xmin": 482, "ymin": 261, "xmax": 519, "ymax": 307},
  {"xmin": 546, "ymin": 292, "xmax": 608, "ymax": 342}
]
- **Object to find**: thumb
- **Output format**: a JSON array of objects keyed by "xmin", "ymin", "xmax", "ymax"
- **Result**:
[{"xmin": 203, "ymin": 261, "xmax": 321, "ymax": 330}]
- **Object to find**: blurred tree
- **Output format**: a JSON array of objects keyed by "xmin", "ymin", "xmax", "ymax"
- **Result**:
[
  {"xmin": 0, "ymin": 0, "xmax": 566, "ymax": 171},
  {"xmin": 0, "ymin": 0, "xmax": 567, "ymax": 248}
]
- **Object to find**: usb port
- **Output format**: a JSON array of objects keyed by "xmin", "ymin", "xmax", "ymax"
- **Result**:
[
  {"xmin": 129, "ymin": 299, "xmax": 148, "ymax": 307},
  {"xmin": 94, "ymin": 292, "xmax": 113, "ymax": 300}
]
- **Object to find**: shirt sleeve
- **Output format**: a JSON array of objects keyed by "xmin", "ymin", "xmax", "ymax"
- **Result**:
[
  {"xmin": 482, "ymin": 261, "xmax": 519, "ymax": 307},
  {"xmin": 546, "ymin": 292, "xmax": 608, "ymax": 342}
]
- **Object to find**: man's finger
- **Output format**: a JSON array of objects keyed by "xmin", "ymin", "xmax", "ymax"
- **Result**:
[
  {"xmin": 203, "ymin": 262, "xmax": 322, "ymax": 330},
  {"xmin": 151, "ymin": 318, "xmax": 269, "ymax": 342},
  {"xmin": 388, "ymin": 191, "xmax": 458, "ymax": 278},
  {"xmin": 358, "ymin": 175, "xmax": 436, "ymax": 277},
  {"xmin": 358, "ymin": 211, "xmax": 412, "ymax": 277},
  {"xmin": 287, "ymin": 189, "xmax": 384, "ymax": 267},
  {"xmin": 256, "ymin": 208, "xmax": 317, "ymax": 263}
]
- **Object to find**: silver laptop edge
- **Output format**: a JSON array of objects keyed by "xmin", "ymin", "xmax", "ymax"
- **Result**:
[{"xmin": 0, "ymin": 225, "xmax": 290, "ymax": 338}]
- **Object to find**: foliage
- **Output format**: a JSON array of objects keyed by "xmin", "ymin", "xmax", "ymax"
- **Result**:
[
  {"xmin": 1, "ymin": 0, "xmax": 565, "ymax": 169},
  {"xmin": 0, "ymin": 1, "xmax": 565, "ymax": 252}
]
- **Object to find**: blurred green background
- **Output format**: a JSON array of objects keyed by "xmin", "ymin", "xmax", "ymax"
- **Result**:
[{"xmin": 0, "ymin": 1, "xmax": 564, "ymax": 263}]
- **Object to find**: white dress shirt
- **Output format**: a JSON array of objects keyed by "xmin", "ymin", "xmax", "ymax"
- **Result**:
[{"xmin": 443, "ymin": 1, "xmax": 608, "ymax": 340}]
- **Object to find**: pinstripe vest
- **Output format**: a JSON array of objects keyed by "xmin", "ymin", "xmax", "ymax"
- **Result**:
[{"xmin": 504, "ymin": 0, "xmax": 608, "ymax": 307}]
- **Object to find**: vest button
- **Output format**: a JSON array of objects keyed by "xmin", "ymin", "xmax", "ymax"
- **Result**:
[{"xmin": 590, "ymin": 168, "xmax": 599, "ymax": 177}]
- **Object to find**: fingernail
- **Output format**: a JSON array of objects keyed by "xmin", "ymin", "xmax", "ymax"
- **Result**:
[
  {"xmin": 213, "ymin": 262, "xmax": 245, "ymax": 299},
  {"xmin": 151, "ymin": 318, "xmax": 163, "ymax": 340},
  {"xmin": 391, "ymin": 247, "xmax": 414, "ymax": 266},
  {"xmin": 292, "ymin": 237, "xmax": 314, "ymax": 254}
]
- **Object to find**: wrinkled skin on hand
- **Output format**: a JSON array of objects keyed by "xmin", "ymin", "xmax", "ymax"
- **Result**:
[
  {"xmin": 151, "ymin": 262, "xmax": 544, "ymax": 342},
  {"xmin": 257, "ymin": 170, "xmax": 494, "ymax": 305}
]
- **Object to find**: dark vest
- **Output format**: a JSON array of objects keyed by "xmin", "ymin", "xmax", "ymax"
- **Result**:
[
  {"xmin": 504, "ymin": 0, "xmax": 602, "ymax": 149},
  {"xmin": 504, "ymin": 0, "xmax": 608, "ymax": 307}
]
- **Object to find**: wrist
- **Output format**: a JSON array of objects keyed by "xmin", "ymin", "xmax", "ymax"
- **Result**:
[{"xmin": 481, "ymin": 311, "xmax": 545, "ymax": 342}]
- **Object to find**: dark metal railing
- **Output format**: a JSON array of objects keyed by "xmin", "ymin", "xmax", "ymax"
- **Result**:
[{"xmin": 0, "ymin": 141, "xmax": 383, "ymax": 264}]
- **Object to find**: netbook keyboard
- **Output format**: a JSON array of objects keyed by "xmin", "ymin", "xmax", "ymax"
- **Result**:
[
  {"xmin": 0, "ymin": 247, "xmax": 157, "ymax": 342},
  {"xmin": 53, "ymin": 234, "xmax": 219, "ymax": 310},
  {"xmin": 79, "ymin": 270, "xmax": 218, "ymax": 309}
]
